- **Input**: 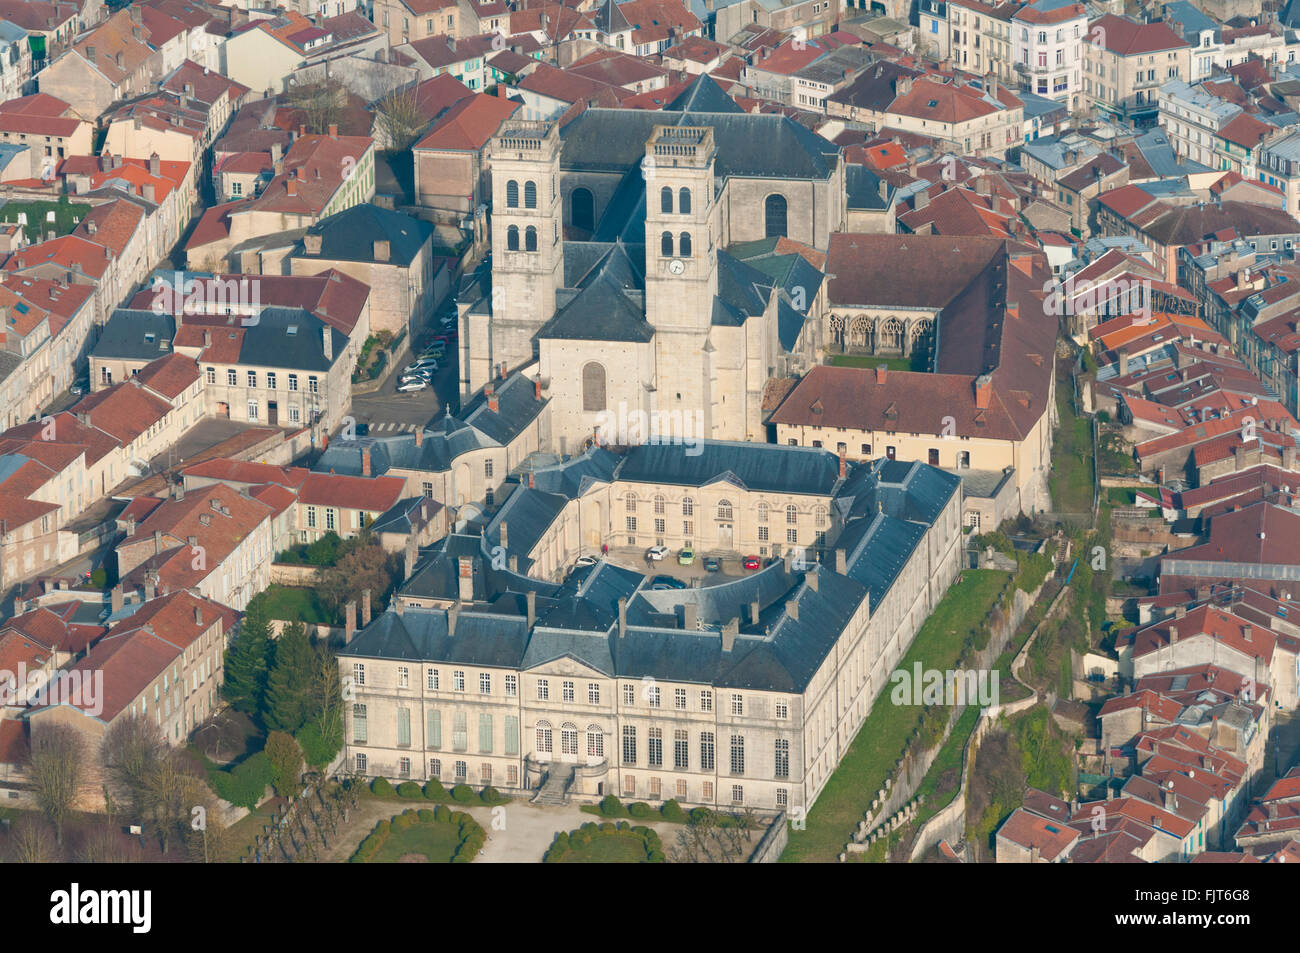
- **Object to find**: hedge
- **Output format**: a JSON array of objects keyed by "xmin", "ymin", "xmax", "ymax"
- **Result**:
[
  {"xmin": 450, "ymin": 784, "xmax": 475, "ymax": 803},
  {"xmin": 349, "ymin": 809, "xmax": 486, "ymax": 863},
  {"xmin": 208, "ymin": 752, "xmax": 272, "ymax": 810},
  {"xmin": 371, "ymin": 777, "xmax": 395, "ymax": 797},
  {"xmin": 397, "ymin": 781, "xmax": 423, "ymax": 799},
  {"xmin": 423, "ymin": 779, "xmax": 446, "ymax": 800}
]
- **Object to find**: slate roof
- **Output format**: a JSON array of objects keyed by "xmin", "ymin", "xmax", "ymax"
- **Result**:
[{"xmin": 297, "ymin": 204, "xmax": 434, "ymax": 266}]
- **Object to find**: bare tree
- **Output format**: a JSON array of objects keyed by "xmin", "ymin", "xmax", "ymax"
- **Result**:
[
  {"xmin": 373, "ymin": 83, "xmax": 426, "ymax": 152},
  {"xmin": 145, "ymin": 750, "xmax": 204, "ymax": 855},
  {"xmin": 75, "ymin": 824, "xmax": 138, "ymax": 863},
  {"xmin": 101, "ymin": 716, "xmax": 167, "ymax": 821},
  {"xmin": 6, "ymin": 814, "xmax": 61, "ymax": 862},
  {"xmin": 288, "ymin": 77, "xmax": 346, "ymax": 135},
  {"xmin": 27, "ymin": 724, "xmax": 85, "ymax": 844}
]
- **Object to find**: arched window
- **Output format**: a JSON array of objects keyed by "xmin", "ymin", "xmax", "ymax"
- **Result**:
[
  {"xmin": 661, "ymin": 186, "xmax": 673, "ymax": 213},
  {"xmin": 561, "ymin": 722, "xmax": 578, "ymax": 756},
  {"xmin": 814, "ymin": 505, "xmax": 828, "ymax": 528},
  {"xmin": 506, "ymin": 225, "xmax": 519, "ymax": 251},
  {"xmin": 582, "ymin": 362, "xmax": 606, "ymax": 411},
  {"xmin": 757, "ymin": 502, "xmax": 769, "ymax": 524},
  {"xmin": 525, "ymin": 226, "xmax": 538, "ymax": 252},
  {"xmin": 717, "ymin": 499, "xmax": 733, "ymax": 521},
  {"xmin": 765, "ymin": 193, "xmax": 788, "ymax": 238},
  {"xmin": 786, "ymin": 504, "xmax": 798, "ymax": 524},
  {"xmin": 571, "ymin": 187, "xmax": 595, "ymax": 232},
  {"xmin": 679, "ymin": 187, "xmax": 691, "ymax": 214},
  {"xmin": 536, "ymin": 720, "xmax": 553, "ymax": 754},
  {"xmin": 661, "ymin": 231, "xmax": 673, "ymax": 257},
  {"xmin": 654, "ymin": 494, "xmax": 665, "ymax": 515},
  {"xmin": 586, "ymin": 724, "xmax": 604, "ymax": 760},
  {"xmin": 681, "ymin": 497, "xmax": 694, "ymax": 516},
  {"xmin": 524, "ymin": 180, "xmax": 537, "ymax": 209},
  {"xmin": 506, "ymin": 179, "xmax": 519, "ymax": 208},
  {"xmin": 679, "ymin": 232, "xmax": 692, "ymax": 257}
]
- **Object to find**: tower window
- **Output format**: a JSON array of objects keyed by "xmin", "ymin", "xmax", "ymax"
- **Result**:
[
  {"xmin": 661, "ymin": 231, "xmax": 673, "ymax": 257},
  {"xmin": 679, "ymin": 232, "xmax": 692, "ymax": 257},
  {"xmin": 765, "ymin": 194, "xmax": 788, "ymax": 238},
  {"xmin": 524, "ymin": 180, "xmax": 537, "ymax": 209},
  {"xmin": 679, "ymin": 187, "xmax": 691, "ymax": 214},
  {"xmin": 660, "ymin": 185, "xmax": 673, "ymax": 213},
  {"xmin": 506, "ymin": 224, "xmax": 519, "ymax": 251},
  {"xmin": 525, "ymin": 226, "xmax": 538, "ymax": 252},
  {"xmin": 506, "ymin": 179, "xmax": 519, "ymax": 208}
]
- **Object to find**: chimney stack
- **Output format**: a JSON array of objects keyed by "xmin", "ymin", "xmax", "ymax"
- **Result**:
[
  {"xmin": 499, "ymin": 520, "xmax": 508, "ymax": 550},
  {"xmin": 361, "ymin": 447, "xmax": 372, "ymax": 477},
  {"xmin": 345, "ymin": 600, "xmax": 356, "ymax": 644},
  {"xmin": 721, "ymin": 617, "xmax": 737, "ymax": 652},
  {"xmin": 683, "ymin": 602, "xmax": 698, "ymax": 630},
  {"xmin": 458, "ymin": 555, "xmax": 474, "ymax": 602},
  {"xmin": 835, "ymin": 548, "xmax": 846, "ymax": 573},
  {"xmin": 322, "ymin": 326, "xmax": 333, "ymax": 362},
  {"xmin": 448, "ymin": 600, "xmax": 459, "ymax": 636},
  {"xmin": 526, "ymin": 589, "xmax": 536, "ymax": 629},
  {"xmin": 618, "ymin": 597, "xmax": 627, "ymax": 639},
  {"xmin": 361, "ymin": 588, "xmax": 372, "ymax": 627}
]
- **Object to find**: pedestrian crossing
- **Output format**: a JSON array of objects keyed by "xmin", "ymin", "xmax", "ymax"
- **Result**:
[{"xmin": 365, "ymin": 421, "xmax": 420, "ymax": 434}]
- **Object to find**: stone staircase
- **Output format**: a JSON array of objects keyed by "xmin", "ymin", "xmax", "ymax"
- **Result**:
[{"xmin": 531, "ymin": 764, "xmax": 575, "ymax": 806}]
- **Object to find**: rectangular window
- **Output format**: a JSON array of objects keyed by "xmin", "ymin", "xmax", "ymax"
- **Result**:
[
  {"xmin": 397, "ymin": 707, "xmax": 411, "ymax": 747},
  {"xmin": 701, "ymin": 690, "xmax": 713, "ymax": 712},
  {"xmin": 247, "ymin": 371, "xmax": 257, "ymax": 388},
  {"xmin": 453, "ymin": 670, "xmax": 465, "ymax": 692},
  {"xmin": 427, "ymin": 668, "xmax": 439, "ymax": 691},
  {"xmin": 623, "ymin": 684, "xmax": 635, "ymax": 705},
  {"xmin": 308, "ymin": 376, "xmax": 318, "ymax": 393},
  {"xmin": 504, "ymin": 715, "xmax": 519, "ymax": 756},
  {"xmin": 226, "ymin": 369, "xmax": 237, "ymax": 385},
  {"xmin": 455, "ymin": 761, "xmax": 467, "ymax": 782},
  {"xmin": 588, "ymin": 682, "xmax": 600, "ymax": 704},
  {"xmin": 427, "ymin": 710, "xmax": 441, "ymax": 748},
  {"xmin": 732, "ymin": 784, "xmax": 744, "ymax": 805},
  {"xmin": 730, "ymin": 735, "xmax": 745, "ymax": 775},
  {"xmin": 537, "ymin": 678, "xmax": 549, "ymax": 701},
  {"xmin": 702, "ymin": 780, "xmax": 713, "ymax": 801},
  {"xmin": 353, "ymin": 663, "xmax": 365, "ymax": 686},
  {"xmin": 484, "ymin": 459, "xmax": 494, "ymax": 479},
  {"xmin": 647, "ymin": 685, "xmax": 660, "ymax": 708},
  {"xmin": 674, "ymin": 729, "xmax": 688, "ymax": 769},
  {"xmin": 478, "ymin": 712, "xmax": 493, "ymax": 753},
  {"xmin": 649, "ymin": 777, "xmax": 661, "ymax": 799},
  {"xmin": 562, "ymin": 680, "xmax": 574, "ymax": 703},
  {"xmin": 453, "ymin": 712, "xmax": 467, "ymax": 752},
  {"xmin": 622, "ymin": 726, "xmax": 637, "ymax": 765},
  {"xmin": 288, "ymin": 374, "xmax": 298, "ymax": 391},
  {"xmin": 397, "ymin": 666, "xmax": 409, "ymax": 688},
  {"xmin": 700, "ymin": 732, "xmax": 715, "ymax": 771},
  {"xmin": 266, "ymin": 372, "xmax": 276, "ymax": 390},
  {"xmin": 648, "ymin": 728, "xmax": 663, "ymax": 767},
  {"xmin": 623, "ymin": 775, "xmax": 636, "ymax": 797},
  {"xmin": 775, "ymin": 739, "xmax": 789, "ymax": 778},
  {"xmin": 352, "ymin": 703, "xmax": 367, "ymax": 743},
  {"xmin": 674, "ymin": 688, "xmax": 687, "ymax": 710},
  {"xmin": 776, "ymin": 700, "xmax": 789, "ymax": 720},
  {"xmin": 505, "ymin": 674, "xmax": 517, "ymax": 697},
  {"xmin": 429, "ymin": 758, "xmax": 441, "ymax": 779},
  {"xmin": 480, "ymin": 672, "xmax": 491, "ymax": 694},
  {"xmin": 205, "ymin": 367, "xmax": 215, "ymax": 384},
  {"xmin": 776, "ymin": 788, "xmax": 788, "ymax": 808},
  {"xmin": 731, "ymin": 694, "xmax": 744, "ymax": 716},
  {"xmin": 355, "ymin": 752, "xmax": 367, "ymax": 773},
  {"xmin": 507, "ymin": 765, "xmax": 519, "ymax": 786}
]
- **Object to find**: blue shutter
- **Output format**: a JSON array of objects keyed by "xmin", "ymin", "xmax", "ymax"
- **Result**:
[{"xmin": 427, "ymin": 709, "xmax": 441, "ymax": 749}]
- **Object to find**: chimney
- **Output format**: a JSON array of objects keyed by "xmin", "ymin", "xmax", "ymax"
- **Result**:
[
  {"xmin": 457, "ymin": 556, "xmax": 474, "ymax": 603},
  {"xmin": 839, "ymin": 446, "xmax": 847, "ymax": 479},
  {"xmin": 835, "ymin": 548, "xmax": 846, "ymax": 573},
  {"xmin": 404, "ymin": 534, "xmax": 418, "ymax": 580},
  {"xmin": 875, "ymin": 364, "xmax": 887, "ymax": 385},
  {"xmin": 328, "ymin": 124, "xmax": 338, "ymax": 139},
  {"xmin": 750, "ymin": 598, "xmax": 760, "ymax": 625},
  {"xmin": 153, "ymin": 529, "xmax": 163, "ymax": 555},
  {"xmin": 786, "ymin": 597, "xmax": 799, "ymax": 621},
  {"xmin": 148, "ymin": 153, "xmax": 160, "ymax": 177},
  {"xmin": 144, "ymin": 574, "xmax": 156, "ymax": 601},
  {"xmin": 86, "ymin": 220, "xmax": 98, "ymax": 236},
  {"xmin": 721, "ymin": 617, "xmax": 737, "ymax": 652},
  {"xmin": 361, "ymin": 588, "xmax": 372, "ymax": 627},
  {"xmin": 526, "ymin": 589, "xmax": 536, "ymax": 629},
  {"xmin": 373, "ymin": 240, "xmax": 390, "ymax": 262},
  {"xmin": 1170, "ymin": 625, "xmax": 1179, "ymax": 643},
  {"xmin": 111, "ymin": 584, "xmax": 123, "ymax": 613},
  {"xmin": 683, "ymin": 602, "xmax": 698, "ymax": 630},
  {"xmin": 488, "ymin": 392, "xmax": 500, "ymax": 413},
  {"xmin": 618, "ymin": 596, "xmax": 627, "ymax": 639},
  {"xmin": 361, "ymin": 447, "xmax": 372, "ymax": 477},
  {"xmin": 806, "ymin": 570, "xmax": 818, "ymax": 592},
  {"xmin": 974, "ymin": 374, "xmax": 992, "ymax": 410},
  {"xmin": 1174, "ymin": 604, "xmax": 1186, "ymax": 619},
  {"xmin": 499, "ymin": 520, "xmax": 508, "ymax": 550},
  {"xmin": 448, "ymin": 600, "xmax": 459, "ymax": 636},
  {"xmin": 287, "ymin": 179, "xmax": 298, "ymax": 197},
  {"xmin": 345, "ymin": 600, "xmax": 356, "ymax": 644},
  {"xmin": 322, "ymin": 326, "xmax": 333, "ymax": 363},
  {"xmin": 414, "ymin": 428, "xmax": 424, "ymax": 447},
  {"xmin": 304, "ymin": 233, "xmax": 322, "ymax": 255},
  {"xmin": 528, "ymin": 472, "xmax": 535, "ymax": 489},
  {"xmin": 1243, "ymin": 625, "xmax": 1253, "ymax": 642},
  {"xmin": 534, "ymin": 378, "xmax": 542, "ymax": 400},
  {"xmin": 1286, "ymin": 444, "xmax": 1297, "ymax": 471}
]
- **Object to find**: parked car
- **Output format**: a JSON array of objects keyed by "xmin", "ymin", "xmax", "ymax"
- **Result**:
[
  {"xmin": 703, "ymin": 556, "xmax": 721, "ymax": 572},
  {"xmin": 397, "ymin": 378, "xmax": 429, "ymax": 392},
  {"xmin": 575, "ymin": 554, "xmax": 598, "ymax": 567},
  {"xmin": 405, "ymin": 358, "xmax": 438, "ymax": 375},
  {"xmin": 69, "ymin": 382, "xmax": 86, "ymax": 397},
  {"xmin": 742, "ymin": 555, "xmax": 761, "ymax": 570},
  {"xmin": 422, "ymin": 343, "xmax": 446, "ymax": 359},
  {"xmin": 438, "ymin": 313, "xmax": 457, "ymax": 329},
  {"xmin": 677, "ymin": 546, "xmax": 695, "ymax": 566},
  {"xmin": 646, "ymin": 545, "xmax": 669, "ymax": 561},
  {"xmin": 650, "ymin": 575, "xmax": 687, "ymax": 590}
]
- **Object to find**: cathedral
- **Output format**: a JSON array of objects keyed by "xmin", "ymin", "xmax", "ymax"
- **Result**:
[{"xmin": 458, "ymin": 75, "xmax": 847, "ymax": 454}]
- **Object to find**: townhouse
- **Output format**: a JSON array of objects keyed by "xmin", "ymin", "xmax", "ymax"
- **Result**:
[
  {"xmin": 222, "ymin": 10, "xmax": 385, "ymax": 95},
  {"xmin": 39, "ymin": 7, "xmax": 161, "ymax": 119},
  {"xmin": 1082, "ymin": 15, "xmax": 1192, "ymax": 122},
  {"xmin": 0, "ymin": 93, "xmax": 93, "ymax": 182}
]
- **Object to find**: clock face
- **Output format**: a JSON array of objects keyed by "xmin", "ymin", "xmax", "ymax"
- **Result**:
[{"xmin": 668, "ymin": 258, "xmax": 685, "ymax": 275}]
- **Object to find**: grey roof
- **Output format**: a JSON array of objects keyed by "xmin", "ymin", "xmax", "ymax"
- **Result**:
[
  {"xmin": 1019, "ymin": 133, "xmax": 1101, "ymax": 171},
  {"xmin": 845, "ymin": 163, "xmax": 891, "ymax": 211},
  {"xmin": 370, "ymin": 496, "xmax": 439, "ymax": 535},
  {"xmin": 1019, "ymin": 91, "xmax": 1069, "ymax": 121},
  {"xmin": 297, "ymin": 204, "xmax": 434, "ymax": 267},
  {"xmin": 592, "ymin": 0, "xmax": 631, "ymax": 35},
  {"xmin": 92, "ymin": 310, "xmax": 178, "ymax": 361},
  {"xmin": 0, "ymin": 347, "xmax": 19, "ymax": 390},
  {"xmin": 1135, "ymin": 127, "xmax": 1208, "ymax": 178},
  {"xmin": 237, "ymin": 307, "xmax": 347, "ymax": 371},
  {"xmin": 664, "ymin": 73, "xmax": 744, "ymax": 114},
  {"xmin": 539, "ymin": 242, "xmax": 652, "ymax": 342},
  {"xmin": 1161, "ymin": 0, "xmax": 1219, "ymax": 42},
  {"xmin": 616, "ymin": 440, "xmax": 843, "ymax": 495}
]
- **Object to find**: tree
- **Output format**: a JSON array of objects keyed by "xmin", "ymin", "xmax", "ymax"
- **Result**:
[
  {"xmin": 264, "ymin": 622, "xmax": 314, "ymax": 733},
  {"xmin": 297, "ymin": 642, "xmax": 345, "ymax": 767},
  {"xmin": 318, "ymin": 540, "xmax": 396, "ymax": 618},
  {"xmin": 288, "ymin": 77, "xmax": 346, "ymax": 135},
  {"xmin": 373, "ymin": 83, "xmax": 426, "ymax": 152},
  {"xmin": 101, "ymin": 716, "xmax": 166, "ymax": 820},
  {"xmin": 27, "ymin": 724, "xmax": 85, "ymax": 844},
  {"xmin": 223, "ymin": 596, "xmax": 273, "ymax": 718},
  {"xmin": 75, "ymin": 824, "xmax": 139, "ymax": 863},
  {"xmin": 6, "ymin": 814, "xmax": 60, "ymax": 863},
  {"xmin": 144, "ymin": 749, "xmax": 205, "ymax": 856},
  {"xmin": 265, "ymin": 731, "xmax": 304, "ymax": 798}
]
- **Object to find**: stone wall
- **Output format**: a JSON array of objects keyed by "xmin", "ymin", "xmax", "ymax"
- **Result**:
[{"xmin": 747, "ymin": 812, "xmax": 789, "ymax": 863}]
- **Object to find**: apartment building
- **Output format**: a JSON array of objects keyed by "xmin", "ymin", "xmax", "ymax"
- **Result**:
[
  {"xmin": 1158, "ymin": 79, "xmax": 1241, "ymax": 169},
  {"xmin": 1011, "ymin": 0, "xmax": 1087, "ymax": 112},
  {"xmin": 1083, "ymin": 15, "xmax": 1192, "ymax": 122}
]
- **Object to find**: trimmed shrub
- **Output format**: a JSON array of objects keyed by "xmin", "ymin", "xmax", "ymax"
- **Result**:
[
  {"xmin": 371, "ymin": 777, "xmax": 395, "ymax": 797},
  {"xmin": 479, "ymin": 785, "xmax": 503, "ymax": 804},
  {"xmin": 423, "ymin": 778, "xmax": 446, "ymax": 800},
  {"xmin": 627, "ymin": 801, "xmax": 653, "ymax": 819},
  {"xmin": 434, "ymin": 805, "xmax": 451, "ymax": 823},
  {"xmin": 417, "ymin": 809, "xmax": 435, "ymax": 822},
  {"xmin": 450, "ymin": 784, "xmax": 475, "ymax": 803},
  {"xmin": 616, "ymin": 820, "xmax": 630, "ymax": 831},
  {"xmin": 689, "ymin": 806, "xmax": 711, "ymax": 825},
  {"xmin": 660, "ymin": 799, "xmax": 687, "ymax": 823},
  {"xmin": 598, "ymin": 795, "xmax": 623, "ymax": 817},
  {"xmin": 647, "ymin": 849, "xmax": 666, "ymax": 863},
  {"xmin": 208, "ymin": 751, "xmax": 272, "ymax": 810},
  {"xmin": 397, "ymin": 781, "xmax": 423, "ymax": 799},
  {"xmin": 599, "ymin": 822, "xmax": 615, "ymax": 833}
]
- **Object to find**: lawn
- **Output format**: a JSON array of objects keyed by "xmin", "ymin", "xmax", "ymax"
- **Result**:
[
  {"xmin": 828, "ymin": 353, "xmax": 925, "ymax": 372},
  {"xmin": 257, "ymin": 583, "xmax": 335, "ymax": 624},
  {"xmin": 367, "ymin": 820, "xmax": 464, "ymax": 863},
  {"xmin": 1105, "ymin": 487, "xmax": 1138, "ymax": 506},
  {"xmin": 0, "ymin": 197, "xmax": 93, "ymax": 238},
  {"xmin": 1049, "ymin": 362, "xmax": 1095, "ymax": 516},
  {"xmin": 779, "ymin": 569, "xmax": 1012, "ymax": 863},
  {"xmin": 555, "ymin": 830, "xmax": 657, "ymax": 863}
]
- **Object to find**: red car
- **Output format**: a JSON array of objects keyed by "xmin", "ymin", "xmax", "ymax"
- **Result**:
[{"xmin": 743, "ymin": 555, "xmax": 761, "ymax": 570}]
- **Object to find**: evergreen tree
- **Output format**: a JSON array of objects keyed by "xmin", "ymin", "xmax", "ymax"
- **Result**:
[
  {"xmin": 223, "ymin": 596, "xmax": 272, "ymax": 718},
  {"xmin": 263, "ymin": 622, "xmax": 314, "ymax": 733}
]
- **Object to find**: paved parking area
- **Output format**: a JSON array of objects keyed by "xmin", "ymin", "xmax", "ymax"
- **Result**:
[{"xmin": 602, "ymin": 546, "xmax": 759, "ymax": 586}]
